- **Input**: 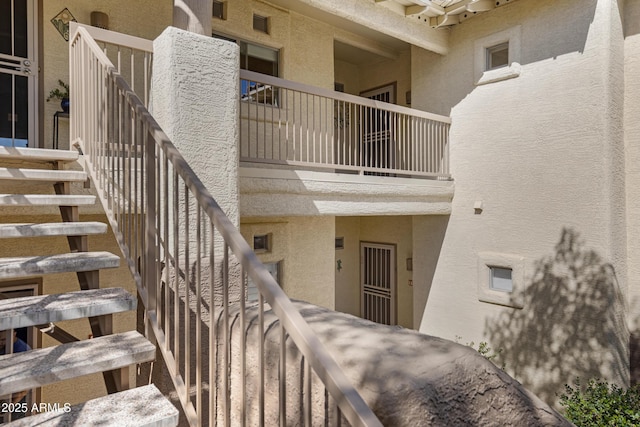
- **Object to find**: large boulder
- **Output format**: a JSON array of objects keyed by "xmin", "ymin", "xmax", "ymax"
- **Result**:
[{"xmin": 225, "ymin": 300, "xmax": 572, "ymax": 426}]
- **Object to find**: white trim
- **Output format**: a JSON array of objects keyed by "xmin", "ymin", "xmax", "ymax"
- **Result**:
[
  {"xmin": 474, "ymin": 25, "xmax": 522, "ymax": 85},
  {"xmin": 477, "ymin": 251, "xmax": 524, "ymax": 308}
]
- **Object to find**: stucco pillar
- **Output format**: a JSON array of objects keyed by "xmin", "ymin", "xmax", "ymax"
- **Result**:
[
  {"xmin": 145, "ymin": 28, "xmax": 240, "ymax": 420},
  {"xmin": 151, "ymin": 26, "xmax": 241, "ymax": 307},
  {"xmin": 151, "ymin": 26, "xmax": 239, "ymax": 227}
]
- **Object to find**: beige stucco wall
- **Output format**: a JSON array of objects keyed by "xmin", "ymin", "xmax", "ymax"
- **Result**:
[
  {"xmin": 41, "ymin": 0, "xmax": 172, "ymax": 149},
  {"xmin": 334, "ymin": 217, "xmax": 361, "ymax": 317},
  {"xmin": 335, "ymin": 49, "xmax": 411, "ymax": 107},
  {"xmin": 334, "ymin": 216, "xmax": 413, "ymax": 328},
  {"xmin": 624, "ymin": 0, "xmax": 640, "ymax": 384},
  {"xmin": 412, "ymin": 0, "xmax": 628, "ymax": 404},
  {"xmin": 241, "ymin": 216, "xmax": 335, "ymax": 310}
]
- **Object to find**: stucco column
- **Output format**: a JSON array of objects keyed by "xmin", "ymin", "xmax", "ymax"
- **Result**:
[
  {"xmin": 151, "ymin": 26, "xmax": 239, "ymax": 227},
  {"xmin": 151, "ymin": 26, "xmax": 241, "ymax": 309}
]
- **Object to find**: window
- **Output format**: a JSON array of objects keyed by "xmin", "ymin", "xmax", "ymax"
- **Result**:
[
  {"xmin": 490, "ymin": 266, "xmax": 512, "ymax": 292},
  {"xmin": 247, "ymin": 261, "xmax": 280, "ymax": 302},
  {"xmin": 253, "ymin": 233, "xmax": 271, "ymax": 252},
  {"xmin": 486, "ymin": 42, "xmax": 509, "ymax": 70},
  {"xmin": 253, "ymin": 14, "xmax": 269, "ymax": 34},
  {"xmin": 213, "ymin": 33, "xmax": 280, "ymax": 105},
  {"xmin": 474, "ymin": 26, "xmax": 521, "ymax": 85},
  {"xmin": 335, "ymin": 237, "xmax": 344, "ymax": 249},
  {"xmin": 477, "ymin": 252, "xmax": 524, "ymax": 308},
  {"xmin": 213, "ymin": 1, "xmax": 226, "ymax": 20}
]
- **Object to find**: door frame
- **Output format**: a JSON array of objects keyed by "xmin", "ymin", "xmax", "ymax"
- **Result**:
[
  {"xmin": 0, "ymin": 0, "xmax": 39, "ymax": 147},
  {"xmin": 360, "ymin": 241, "xmax": 397, "ymax": 325}
]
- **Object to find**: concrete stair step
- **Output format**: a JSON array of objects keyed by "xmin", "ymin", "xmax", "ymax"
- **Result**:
[
  {"xmin": 0, "ymin": 222, "xmax": 108, "ymax": 238},
  {"xmin": 0, "ymin": 167, "xmax": 87, "ymax": 182},
  {"xmin": 0, "ymin": 147, "xmax": 78, "ymax": 163},
  {"xmin": 5, "ymin": 384, "xmax": 179, "ymax": 427},
  {"xmin": 0, "ymin": 194, "xmax": 95, "ymax": 206},
  {"xmin": 0, "ymin": 288, "xmax": 136, "ymax": 330},
  {"xmin": 0, "ymin": 330, "xmax": 155, "ymax": 395},
  {"xmin": 0, "ymin": 252, "xmax": 120, "ymax": 279}
]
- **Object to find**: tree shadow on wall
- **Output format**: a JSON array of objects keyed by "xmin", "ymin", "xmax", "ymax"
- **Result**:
[{"xmin": 485, "ymin": 227, "xmax": 628, "ymax": 405}]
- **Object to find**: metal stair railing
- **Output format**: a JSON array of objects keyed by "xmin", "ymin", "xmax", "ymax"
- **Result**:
[{"xmin": 69, "ymin": 22, "xmax": 381, "ymax": 427}]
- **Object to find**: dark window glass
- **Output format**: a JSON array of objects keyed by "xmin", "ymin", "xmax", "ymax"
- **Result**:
[
  {"xmin": 0, "ymin": 0, "xmax": 13, "ymax": 56},
  {"xmin": 14, "ymin": 0, "xmax": 27, "ymax": 57},
  {"xmin": 213, "ymin": 1, "xmax": 225, "ymax": 19}
]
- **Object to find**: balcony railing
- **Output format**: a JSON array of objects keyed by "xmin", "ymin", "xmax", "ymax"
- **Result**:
[
  {"xmin": 70, "ymin": 23, "xmax": 381, "ymax": 427},
  {"xmin": 240, "ymin": 70, "xmax": 451, "ymax": 179}
]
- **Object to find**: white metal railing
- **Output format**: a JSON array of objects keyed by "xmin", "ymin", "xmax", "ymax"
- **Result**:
[
  {"xmin": 240, "ymin": 69, "xmax": 451, "ymax": 178},
  {"xmin": 74, "ymin": 24, "xmax": 153, "ymax": 107},
  {"xmin": 69, "ymin": 23, "xmax": 381, "ymax": 427}
]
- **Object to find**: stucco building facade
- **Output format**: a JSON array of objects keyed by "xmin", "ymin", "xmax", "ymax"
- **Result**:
[{"xmin": 2, "ymin": 0, "xmax": 639, "ymax": 410}]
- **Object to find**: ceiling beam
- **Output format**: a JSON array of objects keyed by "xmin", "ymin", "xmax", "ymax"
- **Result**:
[
  {"xmin": 430, "ymin": 13, "xmax": 460, "ymax": 28},
  {"xmin": 291, "ymin": 0, "xmax": 449, "ymax": 54},
  {"xmin": 466, "ymin": 0, "xmax": 495, "ymax": 12},
  {"xmin": 406, "ymin": 3, "xmax": 445, "ymax": 16}
]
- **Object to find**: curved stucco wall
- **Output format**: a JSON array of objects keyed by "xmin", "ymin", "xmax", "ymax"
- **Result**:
[{"xmin": 412, "ymin": 0, "xmax": 628, "ymax": 404}]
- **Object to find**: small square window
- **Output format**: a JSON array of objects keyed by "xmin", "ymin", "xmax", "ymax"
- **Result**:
[
  {"xmin": 335, "ymin": 237, "xmax": 344, "ymax": 249},
  {"xmin": 253, "ymin": 234, "xmax": 271, "ymax": 252},
  {"xmin": 474, "ymin": 27, "xmax": 521, "ymax": 85},
  {"xmin": 486, "ymin": 42, "xmax": 509, "ymax": 70},
  {"xmin": 477, "ymin": 252, "xmax": 524, "ymax": 308},
  {"xmin": 253, "ymin": 14, "xmax": 269, "ymax": 34},
  {"xmin": 490, "ymin": 266, "xmax": 513, "ymax": 292},
  {"xmin": 213, "ymin": 1, "xmax": 226, "ymax": 20}
]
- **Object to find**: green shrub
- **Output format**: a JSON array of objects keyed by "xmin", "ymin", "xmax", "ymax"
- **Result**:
[
  {"xmin": 455, "ymin": 336, "xmax": 505, "ymax": 369},
  {"xmin": 559, "ymin": 378, "xmax": 640, "ymax": 426}
]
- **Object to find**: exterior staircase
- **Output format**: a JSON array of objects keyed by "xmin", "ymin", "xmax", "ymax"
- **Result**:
[{"xmin": 0, "ymin": 147, "xmax": 178, "ymax": 426}]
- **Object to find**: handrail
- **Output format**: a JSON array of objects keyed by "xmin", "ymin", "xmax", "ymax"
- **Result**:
[
  {"xmin": 70, "ymin": 22, "xmax": 381, "ymax": 427},
  {"xmin": 240, "ymin": 70, "xmax": 451, "ymax": 179},
  {"xmin": 241, "ymin": 69, "xmax": 451, "ymax": 123},
  {"xmin": 73, "ymin": 23, "xmax": 153, "ymax": 107}
]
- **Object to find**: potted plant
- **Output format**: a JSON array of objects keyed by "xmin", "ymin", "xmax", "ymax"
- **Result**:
[{"xmin": 46, "ymin": 79, "xmax": 70, "ymax": 113}]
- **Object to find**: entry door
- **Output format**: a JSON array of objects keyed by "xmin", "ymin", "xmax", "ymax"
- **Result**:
[
  {"xmin": 0, "ymin": 0, "xmax": 38, "ymax": 148},
  {"xmin": 361, "ymin": 242, "xmax": 396, "ymax": 325},
  {"xmin": 360, "ymin": 84, "xmax": 395, "ymax": 173}
]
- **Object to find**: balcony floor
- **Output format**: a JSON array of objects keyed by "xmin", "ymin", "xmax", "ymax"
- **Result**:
[{"xmin": 239, "ymin": 166, "xmax": 454, "ymax": 217}]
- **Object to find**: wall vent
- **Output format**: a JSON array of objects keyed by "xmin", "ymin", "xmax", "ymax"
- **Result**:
[{"xmin": 253, "ymin": 14, "xmax": 269, "ymax": 34}]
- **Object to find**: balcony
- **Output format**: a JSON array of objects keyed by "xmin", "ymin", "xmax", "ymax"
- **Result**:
[{"xmin": 239, "ymin": 70, "xmax": 454, "ymax": 217}]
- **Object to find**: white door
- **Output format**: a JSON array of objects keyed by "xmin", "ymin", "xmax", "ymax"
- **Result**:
[
  {"xmin": 0, "ymin": 0, "xmax": 38, "ymax": 147},
  {"xmin": 360, "ymin": 242, "xmax": 396, "ymax": 325}
]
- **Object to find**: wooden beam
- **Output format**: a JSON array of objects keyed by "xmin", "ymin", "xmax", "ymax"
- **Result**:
[
  {"xmin": 467, "ymin": 0, "xmax": 495, "ymax": 12},
  {"xmin": 430, "ymin": 13, "xmax": 460, "ymax": 28},
  {"xmin": 405, "ymin": 5, "xmax": 428, "ymax": 16},
  {"xmin": 406, "ymin": 3, "xmax": 445, "ymax": 16}
]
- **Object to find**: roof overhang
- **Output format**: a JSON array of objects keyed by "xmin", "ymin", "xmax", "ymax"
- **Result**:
[{"xmin": 269, "ymin": 0, "xmax": 520, "ymax": 55}]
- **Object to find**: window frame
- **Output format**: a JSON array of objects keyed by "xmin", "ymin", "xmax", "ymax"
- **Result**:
[
  {"xmin": 477, "ymin": 252, "xmax": 524, "ymax": 308},
  {"xmin": 486, "ymin": 42, "xmax": 509, "ymax": 71},
  {"xmin": 213, "ymin": 32, "xmax": 281, "ymax": 106},
  {"xmin": 474, "ymin": 26, "xmax": 521, "ymax": 85}
]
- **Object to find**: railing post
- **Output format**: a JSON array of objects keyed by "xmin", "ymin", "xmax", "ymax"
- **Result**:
[{"xmin": 144, "ymin": 127, "xmax": 158, "ymax": 344}]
